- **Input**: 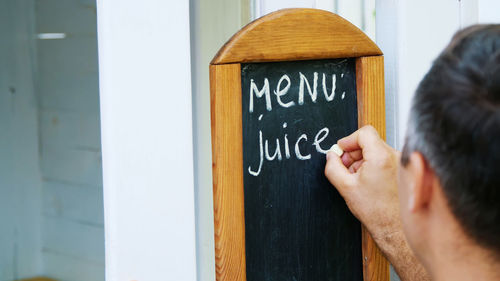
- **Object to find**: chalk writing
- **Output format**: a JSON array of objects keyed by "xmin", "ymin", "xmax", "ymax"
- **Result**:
[{"xmin": 246, "ymin": 70, "xmax": 346, "ymax": 176}]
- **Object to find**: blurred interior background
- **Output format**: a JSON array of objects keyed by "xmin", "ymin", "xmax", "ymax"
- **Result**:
[{"xmin": 0, "ymin": 0, "xmax": 103, "ymax": 280}]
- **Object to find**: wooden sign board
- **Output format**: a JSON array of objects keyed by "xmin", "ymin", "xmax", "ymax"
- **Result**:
[{"xmin": 210, "ymin": 8, "xmax": 389, "ymax": 281}]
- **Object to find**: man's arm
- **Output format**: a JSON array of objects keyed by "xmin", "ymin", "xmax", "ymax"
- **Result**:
[
  {"xmin": 377, "ymin": 228, "xmax": 429, "ymax": 281},
  {"xmin": 324, "ymin": 125, "xmax": 430, "ymax": 281}
]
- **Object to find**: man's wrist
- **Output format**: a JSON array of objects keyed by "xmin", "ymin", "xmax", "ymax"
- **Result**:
[
  {"xmin": 372, "ymin": 227, "xmax": 406, "ymax": 262},
  {"xmin": 370, "ymin": 227, "xmax": 430, "ymax": 281}
]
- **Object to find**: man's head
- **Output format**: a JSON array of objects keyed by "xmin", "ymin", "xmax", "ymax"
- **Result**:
[{"xmin": 399, "ymin": 25, "xmax": 500, "ymax": 266}]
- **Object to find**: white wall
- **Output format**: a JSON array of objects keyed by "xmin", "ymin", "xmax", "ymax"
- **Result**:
[
  {"xmin": 476, "ymin": 0, "xmax": 500, "ymax": 25},
  {"xmin": 376, "ymin": 0, "xmax": 500, "ymax": 150},
  {"xmin": 376, "ymin": 0, "xmax": 461, "ymax": 149},
  {"xmin": 97, "ymin": 0, "xmax": 197, "ymax": 280},
  {"xmin": 0, "ymin": 1, "xmax": 42, "ymax": 280},
  {"xmin": 35, "ymin": 0, "xmax": 105, "ymax": 280}
]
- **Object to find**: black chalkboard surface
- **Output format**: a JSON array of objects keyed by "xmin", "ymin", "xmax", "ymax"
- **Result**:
[{"xmin": 241, "ymin": 58, "xmax": 362, "ymax": 281}]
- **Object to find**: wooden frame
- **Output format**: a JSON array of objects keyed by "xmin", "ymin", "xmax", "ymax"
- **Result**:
[{"xmin": 210, "ymin": 8, "xmax": 388, "ymax": 281}]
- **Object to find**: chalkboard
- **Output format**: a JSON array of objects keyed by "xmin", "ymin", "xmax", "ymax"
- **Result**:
[
  {"xmin": 241, "ymin": 58, "xmax": 362, "ymax": 281},
  {"xmin": 210, "ymin": 8, "xmax": 388, "ymax": 281}
]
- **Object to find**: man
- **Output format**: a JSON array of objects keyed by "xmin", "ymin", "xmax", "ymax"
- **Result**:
[{"xmin": 325, "ymin": 25, "xmax": 500, "ymax": 281}]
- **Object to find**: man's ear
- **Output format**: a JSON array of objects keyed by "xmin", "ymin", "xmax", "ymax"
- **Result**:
[{"xmin": 407, "ymin": 152, "xmax": 433, "ymax": 212}]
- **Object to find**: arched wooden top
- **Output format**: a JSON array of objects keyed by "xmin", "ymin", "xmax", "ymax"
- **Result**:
[{"xmin": 211, "ymin": 8, "xmax": 382, "ymax": 65}]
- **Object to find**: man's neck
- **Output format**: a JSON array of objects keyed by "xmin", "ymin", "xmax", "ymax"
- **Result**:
[
  {"xmin": 428, "ymin": 240, "xmax": 500, "ymax": 281},
  {"xmin": 421, "ymin": 195, "xmax": 500, "ymax": 281}
]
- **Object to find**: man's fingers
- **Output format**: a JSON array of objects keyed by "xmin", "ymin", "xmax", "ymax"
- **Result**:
[
  {"xmin": 341, "ymin": 150, "xmax": 362, "ymax": 167},
  {"xmin": 338, "ymin": 125, "xmax": 384, "ymax": 157},
  {"xmin": 325, "ymin": 152, "xmax": 355, "ymax": 194},
  {"xmin": 348, "ymin": 160, "xmax": 364, "ymax": 173},
  {"xmin": 338, "ymin": 131, "xmax": 362, "ymax": 151}
]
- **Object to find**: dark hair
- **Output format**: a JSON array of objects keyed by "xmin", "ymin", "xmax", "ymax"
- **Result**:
[{"xmin": 401, "ymin": 25, "xmax": 500, "ymax": 256}]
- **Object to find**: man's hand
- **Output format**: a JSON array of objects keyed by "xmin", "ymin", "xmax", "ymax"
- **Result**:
[
  {"xmin": 325, "ymin": 125, "xmax": 400, "ymax": 242},
  {"xmin": 325, "ymin": 125, "xmax": 430, "ymax": 281}
]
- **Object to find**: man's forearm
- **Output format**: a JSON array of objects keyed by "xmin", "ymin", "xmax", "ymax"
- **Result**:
[{"xmin": 374, "ymin": 229, "xmax": 430, "ymax": 281}]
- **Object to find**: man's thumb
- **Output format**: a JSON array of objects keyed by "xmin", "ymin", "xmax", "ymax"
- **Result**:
[{"xmin": 325, "ymin": 151, "xmax": 355, "ymax": 195}]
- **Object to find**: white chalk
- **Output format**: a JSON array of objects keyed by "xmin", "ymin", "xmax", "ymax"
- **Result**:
[{"xmin": 329, "ymin": 144, "xmax": 344, "ymax": 156}]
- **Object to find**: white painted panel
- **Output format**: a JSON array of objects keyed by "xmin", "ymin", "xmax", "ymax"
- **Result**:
[
  {"xmin": 42, "ymin": 217, "xmax": 104, "ymax": 263},
  {"xmin": 43, "ymin": 181, "xmax": 104, "ymax": 225},
  {"xmin": 262, "ymin": 0, "xmax": 315, "ymax": 14},
  {"xmin": 376, "ymin": 0, "xmax": 399, "ymax": 148},
  {"xmin": 396, "ymin": 1, "xmax": 460, "ymax": 145},
  {"xmin": 314, "ymin": 0, "xmax": 335, "ymax": 12},
  {"xmin": 363, "ymin": 0, "xmax": 376, "ymax": 40},
  {"xmin": 97, "ymin": 0, "xmax": 197, "ymax": 280},
  {"xmin": 41, "ymin": 146, "xmax": 103, "ymax": 186},
  {"xmin": 337, "ymin": 0, "xmax": 363, "ymax": 29},
  {"xmin": 377, "ymin": 0, "xmax": 461, "ymax": 148},
  {"xmin": 460, "ymin": 0, "xmax": 478, "ymax": 28},
  {"xmin": 459, "ymin": 0, "xmax": 500, "ymax": 27},
  {"xmin": 478, "ymin": 0, "xmax": 500, "ymax": 23},
  {"xmin": 253, "ymin": 0, "xmax": 315, "ymax": 18},
  {"xmin": 43, "ymin": 251, "xmax": 104, "ymax": 281}
]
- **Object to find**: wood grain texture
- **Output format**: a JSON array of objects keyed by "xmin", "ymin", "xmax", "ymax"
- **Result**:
[
  {"xmin": 210, "ymin": 63, "xmax": 247, "ymax": 281},
  {"xmin": 356, "ymin": 56, "xmax": 390, "ymax": 281},
  {"xmin": 211, "ymin": 8, "xmax": 382, "ymax": 65},
  {"xmin": 356, "ymin": 56, "xmax": 386, "ymax": 139}
]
